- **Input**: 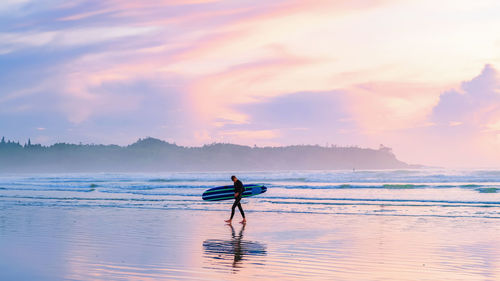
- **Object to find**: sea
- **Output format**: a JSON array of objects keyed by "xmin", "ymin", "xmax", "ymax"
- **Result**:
[{"xmin": 1, "ymin": 169, "xmax": 499, "ymax": 219}]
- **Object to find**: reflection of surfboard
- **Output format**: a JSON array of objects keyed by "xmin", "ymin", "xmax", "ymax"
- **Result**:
[
  {"xmin": 202, "ymin": 184, "xmax": 267, "ymax": 201},
  {"xmin": 203, "ymin": 239, "xmax": 267, "ymax": 256}
]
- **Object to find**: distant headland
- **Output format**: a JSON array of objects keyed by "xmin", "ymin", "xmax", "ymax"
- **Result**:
[{"xmin": 0, "ymin": 137, "xmax": 420, "ymax": 172}]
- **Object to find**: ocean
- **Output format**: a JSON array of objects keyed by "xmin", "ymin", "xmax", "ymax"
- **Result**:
[{"xmin": 1, "ymin": 169, "xmax": 499, "ymax": 219}]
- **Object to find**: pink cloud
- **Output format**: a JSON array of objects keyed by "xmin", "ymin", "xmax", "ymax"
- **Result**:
[
  {"xmin": 366, "ymin": 65, "xmax": 500, "ymax": 167},
  {"xmin": 44, "ymin": 0, "xmax": 400, "ymax": 128},
  {"xmin": 186, "ymin": 50, "xmax": 319, "ymax": 126},
  {"xmin": 58, "ymin": 7, "xmax": 116, "ymax": 21},
  {"xmin": 426, "ymin": 64, "xmax": 500, "ymax": 165},
  {"xmin": 345, "ymin": 81, "xmax": 447, "ymax": 133},
  {"xmin": 432, "ymin": 64, "xmax": 500, "ymax": 128},
  {"xmin": 168, "ymin": 0, "xmax": 395, "ymax": 64}
]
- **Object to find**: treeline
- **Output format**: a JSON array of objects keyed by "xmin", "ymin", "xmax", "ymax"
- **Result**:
[{"xmin": 0, "ymin": 137, "xmax": 416, "ymax": 172}]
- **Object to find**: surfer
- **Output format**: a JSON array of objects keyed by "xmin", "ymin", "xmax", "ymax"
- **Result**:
[{"xmin": 225, "ymin": 175, "xmax": 246, "ymax": 224}]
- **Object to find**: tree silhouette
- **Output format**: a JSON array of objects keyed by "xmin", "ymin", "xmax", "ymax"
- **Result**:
[{"xmin": 0, "ymin": 137, "xmax": 415, "ymax": 172}]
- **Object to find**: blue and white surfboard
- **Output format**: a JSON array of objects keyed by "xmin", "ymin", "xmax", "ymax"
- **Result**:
[{"xmin": 202, "ymin": 184, "xmax": 267, "ymax": 201}]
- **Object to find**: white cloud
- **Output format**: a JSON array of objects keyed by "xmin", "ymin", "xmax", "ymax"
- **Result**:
[
  {"xmin": 432, "ymin": 64, "xmax": 500, "ymax": 129},
  {"xmin": 0, "ymin": 26, "xmax": 157, "ymax": 54},
  {"xmin": 0, "ymin": 31, "xmax": 56, "ymax": 48},
  {"xmin": 55, "ymin": 26, "xmax": 158, "ymax": 47},
  {"xmin": 0, "ymin": 0, "xmax": 32, "ymax": 12}
]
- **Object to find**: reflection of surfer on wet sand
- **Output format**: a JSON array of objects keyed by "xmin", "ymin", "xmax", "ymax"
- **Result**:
[
  {"xmin": 230, "ymin": 223, "xmax": 244, "ymax": 266},
  {"xmin": 203, "ymin": 223, "xmax": 266, "ymax": 270}
]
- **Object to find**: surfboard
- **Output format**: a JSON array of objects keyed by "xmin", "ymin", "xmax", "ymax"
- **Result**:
[{"xmin": 202, "ymin": 184, "xmax": 267, "ymax": 201}]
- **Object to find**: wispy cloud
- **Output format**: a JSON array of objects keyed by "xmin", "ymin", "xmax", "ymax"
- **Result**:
[
  {"xmin": 0, "ymin": 26, "xmax": 157, "ymax": 54},
  {"xmin": 0, "ymin": 0, "xmax": 32, "ymax": 12}
]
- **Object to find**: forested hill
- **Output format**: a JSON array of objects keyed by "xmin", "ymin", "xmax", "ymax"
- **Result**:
[{"xmin": 0, "ymin": 137, "xmax": 418, "ymax": 172}]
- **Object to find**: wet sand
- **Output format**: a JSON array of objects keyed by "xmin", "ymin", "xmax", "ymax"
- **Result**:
[{"xmin": 1, "ymin": 206, "xmax": 499, "ymax": 280}]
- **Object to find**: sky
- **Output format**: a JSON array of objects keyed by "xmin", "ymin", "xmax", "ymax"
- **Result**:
[{"xmin": 1, "ymin": 0, "xmax": 500, "ymax": 167}]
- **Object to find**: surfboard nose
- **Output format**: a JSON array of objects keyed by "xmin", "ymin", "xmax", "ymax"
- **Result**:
[{"xmin": 252, "ymin": 185, "xmax": 262, "ymax": 195}]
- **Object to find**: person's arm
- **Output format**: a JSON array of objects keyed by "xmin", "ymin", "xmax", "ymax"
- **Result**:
[{"xmin": 234, "ymin": 181, "xmax": 243, "ymax": 197}]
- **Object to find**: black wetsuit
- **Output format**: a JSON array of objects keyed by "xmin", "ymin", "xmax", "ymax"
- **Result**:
[{"xmin": 230, "ymin": 180, "xmax": 245, "ymax": 219}]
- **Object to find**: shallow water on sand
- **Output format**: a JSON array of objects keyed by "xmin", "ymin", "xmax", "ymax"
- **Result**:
[{"xmin": 1, "ymin": 207, "xmax": 499, "ymax": 281}]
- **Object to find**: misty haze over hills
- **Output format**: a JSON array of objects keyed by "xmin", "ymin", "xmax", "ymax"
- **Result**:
[{"xmin": 0, "ymin": 137, "xmax": 418, "ymax": 172}]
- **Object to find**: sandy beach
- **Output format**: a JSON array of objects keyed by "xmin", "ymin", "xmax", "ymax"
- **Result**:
[{"xmin": 1, "ymin": 204, "xmax": 499, "ymax": 281}]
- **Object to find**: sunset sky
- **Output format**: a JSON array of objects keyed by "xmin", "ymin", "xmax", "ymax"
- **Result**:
[{"xmin": 1, "ymin": 0, "xmax": 500, "ymax": 167}]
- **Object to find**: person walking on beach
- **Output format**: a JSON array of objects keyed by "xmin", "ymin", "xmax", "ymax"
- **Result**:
[{"xmin": 225, "ymin": 175, "xmax": 246, "ymax": 224}]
